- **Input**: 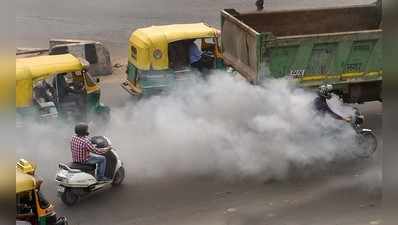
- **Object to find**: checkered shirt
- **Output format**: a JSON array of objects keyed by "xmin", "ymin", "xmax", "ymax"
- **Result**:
[{"xmin": 71, "ymin": 135, "xmax": 105, "ymax": 163}]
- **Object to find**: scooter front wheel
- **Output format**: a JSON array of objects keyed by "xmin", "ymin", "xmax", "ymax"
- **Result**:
[
  {"xmin": 355, "ymin": 130, "xmax": 378, "ymax": 158},
  {"xmin": 112, "ymin": 167, "xmax": 125, "ymax": 186},
  {"xmin": 61, "ymin": 188, "xmax": 79, "ymax": 206}
]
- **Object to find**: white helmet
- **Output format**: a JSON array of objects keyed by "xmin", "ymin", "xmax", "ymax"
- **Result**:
[{"xmin": 318, "ymin": 84, "xmax": 333, "ymax": 99}]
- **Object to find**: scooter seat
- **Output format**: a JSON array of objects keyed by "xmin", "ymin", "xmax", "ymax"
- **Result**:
[{"xmin": 67, "ymin": 162, "xmax": 96, "ymax": 173}]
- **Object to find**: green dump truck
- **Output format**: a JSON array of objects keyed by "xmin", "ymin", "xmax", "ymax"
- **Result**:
[{"xmin": 221, "ymin": 1, "xmax": 382, "ymax": 103}]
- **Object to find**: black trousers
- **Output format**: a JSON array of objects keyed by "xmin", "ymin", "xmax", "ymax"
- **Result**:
[{"xmin": 191, "ymin": 60, "xmax": 206, "ymax": 72}]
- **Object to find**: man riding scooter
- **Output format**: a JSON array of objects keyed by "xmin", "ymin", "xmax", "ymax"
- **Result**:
[
  {"xmin": 71, "ymin": 123, "xmax": 110, "ymax": 181},
  {"xmin": 57, "ymin": 125, "xmax": 125, "ymax": 205}
]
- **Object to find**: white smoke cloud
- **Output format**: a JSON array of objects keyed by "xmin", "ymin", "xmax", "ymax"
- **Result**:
[
  {"xmin": 102, "ymin": 72, "xmax": 360, "ymax": 181},
  {"xmin": 17, "ymin": 71, "xmax": 362, "ymax": 182}
]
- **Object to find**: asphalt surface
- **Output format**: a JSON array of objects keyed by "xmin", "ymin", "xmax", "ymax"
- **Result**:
[
  {"xmin": 17, "ymin": 100, "xmax": 383, "ymax": 225},
  {"xmin": 16, "ymin": 0, "xmax": 373, "ymax": 59},
  {"xmin": 16, "ymin": 1, "xmax": 381, "ymax": 225}
]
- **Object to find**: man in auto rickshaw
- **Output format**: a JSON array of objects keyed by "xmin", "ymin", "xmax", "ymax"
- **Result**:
[
  {"xmin": 16, "ymin": 54, "xmax": 110, "ymax": 123},
  {"xmin": 187, "ymin": 39, "xmax": 215, "ymax": 73},
  {"xmin": 53, "ymin": 71, "xmax": 88, "ymax": 120},
  {"xmin": 121, "ymin": 23, "xmax": 224, "ymax": 97},
  {"xmin": 16, "ymin": 159, "xmax": 67, "ymax": 225}
]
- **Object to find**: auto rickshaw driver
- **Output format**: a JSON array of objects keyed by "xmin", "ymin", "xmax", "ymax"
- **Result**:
[
  {"xmin": 187, "ymin": 39, "xmax": 215, "ymax": 73},
  {"xmin": 69, "ymin": 71, "xmax": 85, "ymax": 94},
  {"xmin": 56, "ymin": 71, "xmax": 87, "ymax": 110}
]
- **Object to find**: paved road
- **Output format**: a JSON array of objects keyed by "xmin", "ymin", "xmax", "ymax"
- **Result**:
[
  {"xmin": 16, "ymin": 100, "xmax": 382, "ymax": 225},
  {"xmin": 16, "ymin": 1, "xmax": 381, "ymax": 225}
]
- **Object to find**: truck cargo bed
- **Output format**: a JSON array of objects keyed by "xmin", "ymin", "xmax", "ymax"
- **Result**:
[
  {"xmin": 233, "ymin": 4, "xmax": 380, "ymax": 37},
  {"xmin": 221, "ymin": 2, "xmax": 382, "ymax": 103}
]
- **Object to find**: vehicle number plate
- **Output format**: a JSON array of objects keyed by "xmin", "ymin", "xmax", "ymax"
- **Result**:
[
  {"xmin": 57, "ymin": 186, "xmax": 65, "ymax": 193},
  {"xmin": 289, "ymin": 70, "xmax": 305, "ymax": 79}
]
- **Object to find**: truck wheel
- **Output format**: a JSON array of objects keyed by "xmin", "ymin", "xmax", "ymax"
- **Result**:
[
  {"xmin": 61, "ymin": 188, "xmax": 79, "ymax": 206},
  {"xmin": 112, "ymin": 167, "xmax": 125, "ymax": 186}
]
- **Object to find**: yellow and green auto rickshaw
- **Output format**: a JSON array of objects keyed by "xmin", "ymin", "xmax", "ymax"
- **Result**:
[
  {"xmin": 121, "ymin": 23, "xmax": 224, "ymax": 96},
  {"xmin": 16, "ymin": 54, "xmax": 110, "ymax": 123},
  {"xmin": 16, "ymin": 159, "xmax": 68, "ymax": 225}
]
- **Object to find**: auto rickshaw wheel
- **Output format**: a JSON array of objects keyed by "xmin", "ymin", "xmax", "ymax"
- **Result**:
[{"xmin": 61, "ymin": 188, "xmax": 79, "ymax": 206}]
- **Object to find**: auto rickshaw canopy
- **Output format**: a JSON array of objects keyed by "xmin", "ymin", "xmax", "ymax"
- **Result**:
[
  {"xmin": 16, "ymin": 169, "xmax": 36, "ymax": 194},
  {"xmin": 16, "ymin": 159, "xmax": 37, "ymax": 194},
  {"xmin": 16, "ymin": 54, "xmax": 86, "ymax": 108},
  {"xmin": 128, "ymin": 23, "xmax": 219, "ymax": 70}
]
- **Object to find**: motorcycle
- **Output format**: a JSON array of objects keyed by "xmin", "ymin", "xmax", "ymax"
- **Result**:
[
  {"xmin": 349, "ymin": 108, "xmax": 378, "ymax": 158},
  {"xmin": 55, "ymin": 136, "xmax": 125, "ymax": 206},
  {"xmin": 314, "ymin": 84, "xmax": 377, "ymax": 158}
]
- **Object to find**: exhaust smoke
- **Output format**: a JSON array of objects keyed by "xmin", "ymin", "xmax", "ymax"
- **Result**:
[
  {"xmin": 104, "ymin": 72, "xmax": 360, "ymax": 180},
  {"xmin": 17, "ymin": 72, "xmax": 362, "ymax": 182}
]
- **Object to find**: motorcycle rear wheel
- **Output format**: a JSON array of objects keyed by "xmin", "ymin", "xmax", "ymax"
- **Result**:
[{"xmin": 355, "ymin": 130, "xmax": 377, "ymax": 158}]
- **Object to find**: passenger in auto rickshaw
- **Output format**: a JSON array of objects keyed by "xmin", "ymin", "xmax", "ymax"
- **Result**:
[{"xmin": 33, "ymin": 80, "xmax": 54, "ymax": 104}]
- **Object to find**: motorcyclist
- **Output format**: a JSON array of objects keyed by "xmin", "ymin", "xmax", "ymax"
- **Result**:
[
  {"xmin": 70, "ymin": 123, "xmax": 110, "ymax": 181},
  {"xmin": 313, "ymin": 84, "xmax": 350, "ymax": 121}
]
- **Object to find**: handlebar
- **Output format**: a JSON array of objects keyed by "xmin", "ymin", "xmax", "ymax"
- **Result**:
[
  {"xmin": 90, "ymin": 136, "xmax": 112, "ymax": 151},
  {"xmin": 345, "ymin": 114, "xmax": 364, "ymax": 126}
]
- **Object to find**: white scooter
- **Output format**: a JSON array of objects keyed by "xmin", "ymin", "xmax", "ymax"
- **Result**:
[{"xmin": 55, "ymin": 136, "xmax": 125, "ymax": 206}]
